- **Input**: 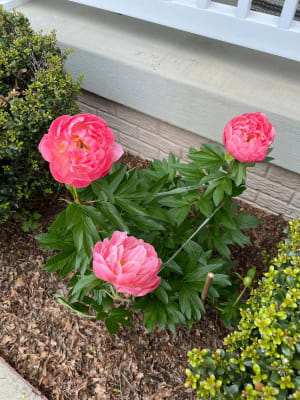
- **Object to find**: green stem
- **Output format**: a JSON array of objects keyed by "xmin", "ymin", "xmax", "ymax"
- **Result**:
[
  {"xmin": 160, "ymin": 203, "xmax": 222, "ymax": 273},
  {"xmin": 233, "ymin": 286, "xmax": 247, "ymax": 307},
  {"xmin": 65, "ymin": 184, "xmax": 81, "ymax": 203},
  {"xmin": 214, "ymin": 306, "xmax": 224, "ymax": 312},
  {"xmin": 154, "ymin": 182, "xmax": 204, "ymax": 198},
  {"xmin": 74, "ymin": 188, "xmax": 80, "ymax": 204},
  {"xmin": 104, "ymin": 290, "xmax": 131, "ymax": 303}
]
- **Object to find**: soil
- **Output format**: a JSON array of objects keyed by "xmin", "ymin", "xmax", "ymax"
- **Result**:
[{"xmin": 0, "ymin": 153, "xmax": 287, "ymax": 400}]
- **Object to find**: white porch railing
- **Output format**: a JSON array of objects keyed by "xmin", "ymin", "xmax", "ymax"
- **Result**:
[
  {"xmin": 67, "ymin": 0, "xmax": 300, "ymax": 61},
  {"xmin": 2, "ymin": 0, "xmax": 300, "ymax": 61}
]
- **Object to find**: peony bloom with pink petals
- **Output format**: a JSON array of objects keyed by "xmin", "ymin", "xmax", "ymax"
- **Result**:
[
  {"xmin": 93, "ymin": 231, "xmax": 162, "ymax": 297},
  {"xmin": 39, "ymin": 113, "xmax": 123, "ymax": 188},
  {"xmin": 223, "ymin": 112, "xmax": 274, "ymax": 163}
]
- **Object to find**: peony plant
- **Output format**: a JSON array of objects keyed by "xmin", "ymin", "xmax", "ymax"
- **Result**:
[{"xmin": 36, "ymin": 112, "xmax": 274, "ymax": 334}]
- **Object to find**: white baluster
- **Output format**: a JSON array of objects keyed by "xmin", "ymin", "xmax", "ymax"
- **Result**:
[
  {"xmin": 197, "ymin": 0, "xmax": 211, "ymax": 9},
  {"xmin": 236, "ymin": 0, "xmax": 252, "ymax": 18},
  {"xmin": 279, "ymin": 0, "xmax": 299, "ymax": 29}
]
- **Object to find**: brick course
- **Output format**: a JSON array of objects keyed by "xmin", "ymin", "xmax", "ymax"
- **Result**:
[{"xmin": 78, "ymin": 91, "xmax": 300, "ymax": 219}]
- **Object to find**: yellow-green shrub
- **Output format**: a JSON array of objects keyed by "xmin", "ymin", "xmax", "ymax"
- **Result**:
[
  {"xmin": 0, "ymin": 7, "xmax": 82, "ymax": 220},
  {"xmin": 186, "ymin": 218, "xmax": 300, "ymax": 400}
]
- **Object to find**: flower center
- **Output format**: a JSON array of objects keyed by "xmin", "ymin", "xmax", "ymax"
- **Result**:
[
  {"xmin": 72, "ymin": 135, "xmax": 91, "ymax": 150},
  {"xmin": 247, "ymin": 132, "xmax": 260, "ymax": 142}
]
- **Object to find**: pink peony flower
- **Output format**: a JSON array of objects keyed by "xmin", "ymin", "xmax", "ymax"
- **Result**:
[
  {"xmin": 39, "ymin": 113, "xmax": 123, "ymax": 188},
  {"xmin": 223, "ymin": 113, "xmax": 274, "ymax": 163},
  {"xmin": 93, "ymin": 231, "xmax": 162, "ymax": 297}
]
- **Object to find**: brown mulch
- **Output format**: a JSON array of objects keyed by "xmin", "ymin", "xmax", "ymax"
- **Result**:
[{"xmin": 0, "ymin": 153, "xmax": 287, "ymax": 400}]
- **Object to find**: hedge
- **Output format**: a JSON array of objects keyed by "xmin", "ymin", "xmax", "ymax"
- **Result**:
[
  {"xmin": 186, "ymin": 218, "xmax": 300, "ymax": 400},
  {"xmin": 0, "ymin": 7, "xmax": 82, "ymax": 220}
]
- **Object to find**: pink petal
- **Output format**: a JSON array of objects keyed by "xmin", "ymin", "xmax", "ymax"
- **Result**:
[
  {"xmin": 93, "ymin": 261, "xmax": 116, "ymax": 283},
  {"xmin": 111, "ymin": 142, "xmax": 124, "ymax": 162},
  {"xmin": 39, "ymin": 134, "xmax": 54, "ymax": 162}
]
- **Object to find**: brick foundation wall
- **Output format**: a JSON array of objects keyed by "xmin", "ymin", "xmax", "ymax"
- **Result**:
[{"xmin": 78, "ymin": 90, "xmax": 300, "ymax": 219}]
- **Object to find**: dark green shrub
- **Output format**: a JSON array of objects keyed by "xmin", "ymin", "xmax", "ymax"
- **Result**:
[
  {"xmin": 0, "ymin": 7, "xmax": 82, "ymax": 220},
  {"xmin": 186, "ymin": 218, "xmax": 300, "ymax": 400}
]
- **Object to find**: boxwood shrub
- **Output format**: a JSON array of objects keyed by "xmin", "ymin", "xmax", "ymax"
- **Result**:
[
  {"xmin": 186, "ymin": 218, "xmax": 300, "ymax": 400},
  {"xmin": 0, "ymin": 7, "xmax": 82, "ymax": 220}
]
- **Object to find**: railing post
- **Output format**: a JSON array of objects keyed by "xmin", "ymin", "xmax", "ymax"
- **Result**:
[
  {"xmin": 279, "ymin": 0, "xmax": 299, "ymax": 29},
  {"xmin": 236, "ymin": 0, "xmax": 252, "ymax": 18},
  {"xmin": 197, "ymin": 0, "xmax": 211, "ymax": 9}
]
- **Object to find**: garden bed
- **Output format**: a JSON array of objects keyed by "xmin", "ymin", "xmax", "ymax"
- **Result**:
[{"xmin": 0, "ymin": 153, "xmax": 287, "ymax": 400}]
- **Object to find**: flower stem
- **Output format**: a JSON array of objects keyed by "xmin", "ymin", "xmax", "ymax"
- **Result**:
[
  {"xmin": 214, "ymin": 306, "xmax": 224, "ymax": 312},
  {"xmin": 74, "ymin": 188, "xmax": 80, "ymax": 203},
  {"xmin": 160, "ymin": 203, "xmax": 222, "ymax": 272},
  {"xmin": 232, "ymin": 286, "xmax": 247, "ymax": 307},
  {"xmin": 105, "ymin": 290, "xmax": 131, "ymax": 303}
]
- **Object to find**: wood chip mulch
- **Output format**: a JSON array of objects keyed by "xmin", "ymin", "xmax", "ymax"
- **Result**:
[{"xmin": 0, "ymin": 153, "xmax": 287, "ymax": 400}]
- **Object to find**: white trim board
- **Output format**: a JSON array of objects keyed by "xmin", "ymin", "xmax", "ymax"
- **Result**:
[{"xmin": 15, "ymin": 0, "xmax": 300, "ymax": 174}]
